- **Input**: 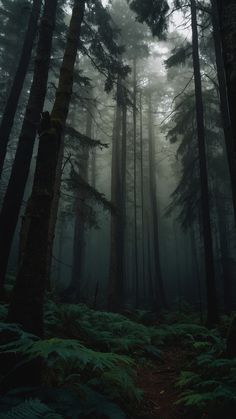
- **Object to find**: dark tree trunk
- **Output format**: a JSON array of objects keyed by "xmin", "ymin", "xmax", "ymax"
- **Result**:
[
  {"xmin": 133, "ymin": 58, "xmax": 139, "ymax": 307},
  {"xmin": 0, "ymin": 0, "xmax": 42, "ymax": 178},
  {"xmin": 148, "ymin": 93, "xmax": 167, "ymax": 309},
  {"xmin": 173, "ymin": 221, "xmax": 182, "ymax": 312},
  {"xmin": 211, "ymin": 0, "xmax": 236, "ymax": 224},
  {"xmin": 71, "ymin": 94, "xmax": 94, "ymax": 301},
  {"xmin": 217, "ymin": 0, "xmax": 236, "ymax": 161},
  {"xmin": 140, "ymin": 91, "xmax": 146, "ymax": 295},
  {"xmin": 226, "ymin": 315, "xmax": 236, "ymax": 358},
  {"xmin": 190, "ymin": 0, "xmax": 218, "ymax": 325},
  {"xmin": 190, "ymin": 225, "xmax": 203, "ymax": 322},
  {"xmin": 147, "ymin": 219, "xmax": 154, "ymax": 304},
  {"xmin": 215, "ymin": 190, "xmax": 233, "ymax": 315},
  {"xmin": 0, "ymin": 0, "xmax": 58, "ymax": 296},
  {"xmin": 108, "ymin": 83, "xmax": 123, "ymax": 311},
  {"xmin": 7, "ymin": 0, "xmax": 86, "ymax": 337},
  {"xmin": 120, "ymin": 83, "xmax": 127, "ymax": 301}
]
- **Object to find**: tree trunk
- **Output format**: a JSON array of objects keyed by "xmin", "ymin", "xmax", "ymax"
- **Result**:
[
  {"xmin": 211, "ymin": 0, "xmax": 236, "ymax": 224},
  {"xmin": 0, "ymin": 0, "xmax": 42, "ymax": 179},
  {"xmin": 148, "ymin": 93, "xmax": 167, "ymax": 309},
  {"xmin": 215, "ymin": 189, "xmax": 233, "ymax": 315},
  {"xmin": 71, "ymin": 94, "xmax": 94, "ymax": 301},
  {"xmin": 173, "ymin": 220, "xmax": 182, "ymax": 312},
  {"xmin": 7, "ymin": 0, "xmax": 86, "ymax": 337},
  {"xmin": 217, "ymin": 0, "xmax": 236, "ymax": 164},
  {"xmin": 140, "ymin": 91, "xmax": 146, "ymax": 296},
  {"xmin": 107, "ymin": 83, "xmax": 123, "ymax": 311},
  {"xmin": 133, "ymin": 58, "xmax": 139, "ymax": 307},
  {"xmin": 0, "ymin": 0, "xmax": 58, "ymax": 297},
  {"xmin": 190, "ymin": 225, "xmax": 203, "ymax": 322},
  {"xmin": 226, "ymin": 315, "xmax": 236, "ymax": 357},
  {"xmin": 190, "ymin": 0, "xmax": 218, "ymax": 325}
]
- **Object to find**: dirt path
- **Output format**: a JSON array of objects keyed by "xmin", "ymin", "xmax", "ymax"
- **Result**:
[{"xmin": 134, "ymin": 348, "xmax": 187, "ymax": 419}]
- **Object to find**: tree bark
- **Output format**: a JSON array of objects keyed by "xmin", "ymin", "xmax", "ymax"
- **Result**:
[
  {"xmin": 215, "ymin": 189, "xmax": 233, "ymax": 315},
  {"xmin": 217, "ymin": 0, "xmax": 236, "ymax": 162},
  {"xmin": 71, "ymin": 94, "xmax": 94, "ymax": 301},
  {"xmin": 190, "ymin": 0, "xmax": 218, "ymax": 325},
  {"xmin": 140, "ymin": 91, "xmax": 146, "ymax": 296},
  {"xmin": 7, "ymin": 0, "xmax": 86, "ymax": 337},
  {"xmin": 0, "ymin": 0, "xmax": 58, "ymax": 296},
  {"xmin": 0, "ymin": 0, "xmax": 42, "ymax": 179},
  {"xmin": 211, "ymin": 0, "xmax": 236, "ymax": 224},
  {"xmin": 107, "ymin": 83, "xmax": 123, "ymax": 311},
  {"xmin": 133, "ymin": 58, "xmax": 139, "ymax": 307}
]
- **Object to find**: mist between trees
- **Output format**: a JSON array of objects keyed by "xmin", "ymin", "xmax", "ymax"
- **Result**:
[{"xmin": 0, "ymin": 0, "xmax": 236, "ymax": 417}]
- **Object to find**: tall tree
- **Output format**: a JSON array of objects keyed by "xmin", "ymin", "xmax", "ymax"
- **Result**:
[
  {"xmin": 147, "ymin": 92, "xmax": 167, "ymax": 309},
  {"xmin": 0, "ymin": 0, "xmax": 42, "ymax": 178},
  {"xmin": 0, "ymin": 0, "xmax": 58, "ymax": 296},
  {"xmin": 108, "ymin": 81, "xmax": 123, "ymax": 311},
  {"xmin": 7, "ymin": 0, "xmax": 86, "ymax": 337},
  {"xmin": 0, "ymin": 0, "xmax": 32, "ymax": 108},
  {"xmin": 71, "ymin": 92, "xmax": 95, "ymax": 301},
  {"xmin": 133, "ymin": 58, "xmax": 139, "ymax": 306},
  {"xmin": 190, "ymin": 0, "xmax": 218, "ymax": 325},
  {"xmin": 210, "ymin": 0, "xmax": 236, "ymax": 223},
  {"xmin": 215, "ymin": 0, "xmax": 236, "ymax": 166}
]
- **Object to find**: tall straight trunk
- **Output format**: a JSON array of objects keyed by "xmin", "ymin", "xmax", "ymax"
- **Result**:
[
  {"xmin": 71, "ymin": 95, "xmax": 94, "ymax": 300},
  {"xmin": 133, "ymin": 58, "xmax": 139, "ymax": 306},
  {"xmin": 173, "ymin": 220, "xmax": 182, "ymax": 311},
  {"xmin": 190, "ymin": 225, "xmax": 203, "ymax": 322},
  {"xmin": 147, "ymin": 219, "xmax": 154, "ymax": 304},
  {"xmin": 91, "ymin": 150, "xmax": 96, "ymax": 188},
  {"xmin": 216, "ymin": 0, "xmax": 236, "ymax": 163},
  {"xmin": 140, "ymin": 91, "xmax": 145, "ymax": 295},
  {"xmin": 211, "ymin": 0, "xmax": 236, "ymax": 223},
  {"xmin": 148, "ymin": 93, "xmax": 167, "ymax": 309},
  {"xmin": 0, "ymin": 0, "xmax": 58, "ymax": 296},
  {"xmin": 190, "ymin": 0, "xmax": 218, "ymax": 325},
  {"xmin": 0, "ymin": 0, "xmax": 42, "ymax": 179},
  {"xmin": 108, "ymin": 83, "xmax": 123, "ymax": 311},
  {"xmin": 7, "ymin": 0, "xmax": 86, "ymax": 337},
  {"xmin": 120, "ymin": 83, "xmax": 127, "ymax": 299},
  {"xmin": 215, "ymin": 190, "xmax": 233, "ymax": 314}
]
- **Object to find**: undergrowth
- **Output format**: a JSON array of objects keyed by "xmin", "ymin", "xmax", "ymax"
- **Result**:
[
  {"xmin": 0, "ymin": 301, "xmax": 235, "ymax": 418},
  {"xmin": 176, "ymin": 320, "xmax": 236, "ymax": 419}
]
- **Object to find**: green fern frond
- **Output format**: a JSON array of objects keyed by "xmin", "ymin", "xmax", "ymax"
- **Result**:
[{"xmin": 0, "ymin": 398, "xmax": 63, "ymax": 419}]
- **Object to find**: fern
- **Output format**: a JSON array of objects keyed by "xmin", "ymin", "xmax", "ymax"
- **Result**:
[
  {"xmin": 0, "ymin": 387, "xmax": 127, "ymax": 419},
  {"xmin": 88, "ymin": 366, "xmax": 143, "ymax": 402},
  {"xmin": 176, "ymin": 345, "xmax": 236, "ymax": 416},
  {"xmin": 47, "ymin": 303, "xmax": 163, "ymax": 355},
  {"xmin": 0, "ymin": 335, "xmax": 132, "ymax": 370},
  {"xmin": 0, "ymin": 398, "xmax": 63, "ymax": 419}
]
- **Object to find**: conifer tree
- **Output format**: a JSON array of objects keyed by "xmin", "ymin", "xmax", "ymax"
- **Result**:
[{"xmin": 0, "ymin": 0, "xmax": 42, "ymax": 178}]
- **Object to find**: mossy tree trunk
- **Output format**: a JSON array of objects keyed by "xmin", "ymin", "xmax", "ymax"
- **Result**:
[{"xmin": 7, "ymin": 0, "xmax": 86, "ymax": 337}]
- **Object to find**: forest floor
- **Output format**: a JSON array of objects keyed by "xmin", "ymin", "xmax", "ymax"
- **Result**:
[
  {"xmin": 0, "ymin": 302, "xmax": 235, "ymax": 419},
  {"xmin": 134, "ymin": 348, "xmax": 187, "ymax": 419}
]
